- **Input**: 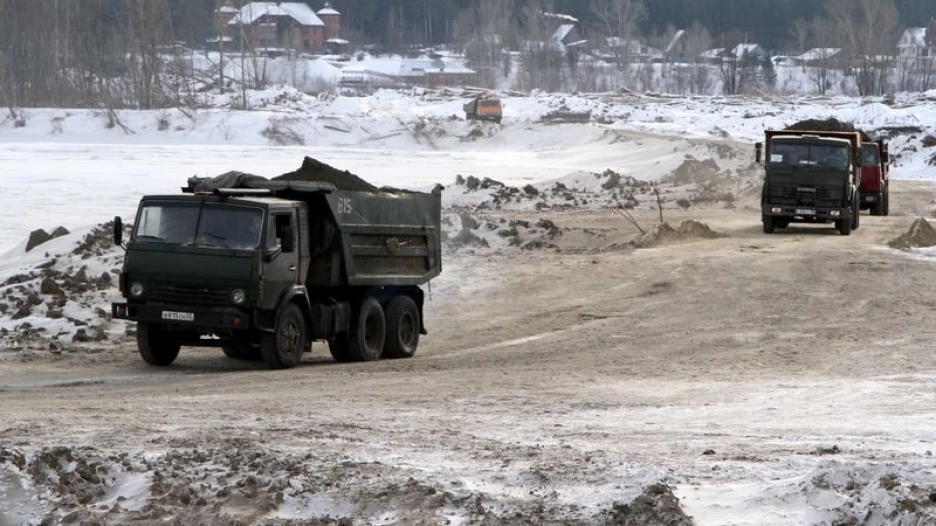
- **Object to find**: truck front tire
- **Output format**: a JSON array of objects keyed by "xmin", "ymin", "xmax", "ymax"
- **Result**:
[
  {"xmin": 261, "ymin": 303, "xmax": 306, "ymax": 369},
  {"xmin": 383, "ymin": 296, "xmax": 420, "ymax": 359},
  {"xmin": 837, "ymin": 218, "xmax": 852, "ymax": 236},
  {"xmin": 762, "ymin": 215, "xmax": 776, "ymax": 234},
  {"xmin": 138, "ymin": 323, "xmax": 181, "ymax": 366}
]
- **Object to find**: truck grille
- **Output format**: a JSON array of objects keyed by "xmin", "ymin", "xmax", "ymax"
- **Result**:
[
  {"xmin": 148, "ymin": 283, "xmax": 229, "ymax": 306},
  {"xmin": 770, "ymin": 186, "xmax": 835, "ymax": 200}
]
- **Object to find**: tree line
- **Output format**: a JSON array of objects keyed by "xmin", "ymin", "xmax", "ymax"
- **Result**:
[{"xmin": 0, "ymin": 0, "xmax": 932, "ymax": 110}]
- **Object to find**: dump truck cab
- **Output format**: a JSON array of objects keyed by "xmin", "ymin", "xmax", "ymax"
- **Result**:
[
  {"xmin": 859, "ymin": 140, "xmax": 890, "ymax": 216},
  {"xmin": 113, "ymin": 178, "xmax": 442, "ymax": 369},
  {"xmin": 757, "ymin": 130, "xmax": 861, "ymax": 236}
]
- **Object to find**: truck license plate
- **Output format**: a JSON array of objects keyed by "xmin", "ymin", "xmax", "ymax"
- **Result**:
[
  {"xmin": 162, "ymin": 311, "xmax": 194, "ymax": 322},
  {"xmin": 795, "ymin": 208, "xmax": 815, "ymax": 215},
  {"xmin": 865, "ymin": 196, "xmax": 875, "ymax": 201}
]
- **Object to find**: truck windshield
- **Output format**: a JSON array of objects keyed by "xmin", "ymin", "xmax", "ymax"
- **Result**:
[
  {"xmin": 769, "ymin": 140, "xmax": 850, "ymax": 169},
  {"xmin": 861, "ymin": 144, "xmax": 880, "ymax": 167},
  {"xmin": 134, "ymin": 202, "xmax": 264, "ymax": 249}
]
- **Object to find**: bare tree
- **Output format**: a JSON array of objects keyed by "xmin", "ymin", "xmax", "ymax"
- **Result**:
[
  {"xmin": 806, "ymin": 16, "xmax": 839, "ymax": 95},
  {"xmin": 789, "ymin": 19, "xmax": 810, "ymax": 58},
  {"xmin": 590, "ymin": 0, "xmax": 646, "ymax": 88},
  {"xmin": 454, "ymin": 0, "xmax": 517, "ymax": 88},
  {"xmin": 515, "ymin": 0, "xmax": 566, "ymax": 92},
  {"xmin": 684, "ymin": 22, "xmax": 714, "ymax": 95},
  {"xmin": 825, "ymin": 0, "xmax": 900, "ymax": 96}
]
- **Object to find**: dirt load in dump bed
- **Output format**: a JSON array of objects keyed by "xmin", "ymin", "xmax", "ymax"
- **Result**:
[
  {"xmin": 274, "ymin": 156, "xmax": 379, "ymax": 192},
  {"xmin": 787, "ymin": 118, "xmax": 871, "ymax": 140}
]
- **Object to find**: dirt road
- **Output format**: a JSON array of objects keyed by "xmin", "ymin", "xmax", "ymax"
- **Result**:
[{"xmin": 2, "ymin": 181, "xmax": 936, "ymax": 525}]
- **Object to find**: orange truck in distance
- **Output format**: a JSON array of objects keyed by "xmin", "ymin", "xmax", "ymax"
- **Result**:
[{"xmin": 464, "ymin": 96, "xmax": 502, "ymax": 124}]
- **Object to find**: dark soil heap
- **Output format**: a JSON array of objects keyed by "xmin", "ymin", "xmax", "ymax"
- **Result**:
[
  {"xmin": 608, "ymin": 483, "xmax": 694, "ymax": 526},
  {"xmin": 275, "ymin": 156, "xmax": 378, "ymax": 192},
  {"xmin": 787, "ymin": 118, "xmax": 871, "ymax": 141}
]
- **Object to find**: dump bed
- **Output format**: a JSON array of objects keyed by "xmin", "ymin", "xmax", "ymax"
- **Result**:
[
  {"xmin": 319, "ymin": 188, "xmax": 442, "ymax": 287},
  {"xmin": 191, "ymin": 177, "xmax": 443, "ymax": 288}
]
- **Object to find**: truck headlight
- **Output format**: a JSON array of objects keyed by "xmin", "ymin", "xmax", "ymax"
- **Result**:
[
  {"xmin": 129, "ymin": 282, "xmax": 145, "ymax": 298},
  {"xmin": 231, "ymin": 289, "xmax": 247, "ymax": 306}
]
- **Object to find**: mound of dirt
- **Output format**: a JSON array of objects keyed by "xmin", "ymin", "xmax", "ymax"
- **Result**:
[
  {"xmin": 25, "ymin": 226, "xmax": 70, "ymax": 252},
  {"xmin": 888, "ymin": 218, "xmax": 936, "ymax": 250},
  {"xmin": 678, "ymin": 220, "xmax": 727, "ymax": 239},
  {"xmin": 629, "ymin": 220, "xmax": 726, "ymax": 248},
  {"xmin": 607, "ymin": 483, "xmax": 694, "ymax": 526},
  {"xmin": 275, "ymin": 156, "xmax": 378, "ymax": 192},
  {"xmin": 664, "ymin": 157, "xmax": 722, "ymax": 186},
  {"xmin": 787, "ymin": 118, "xmax": 871, "ymax": 141}
]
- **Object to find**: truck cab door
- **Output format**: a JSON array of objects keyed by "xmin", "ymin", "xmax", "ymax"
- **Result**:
[{"xmin": 262, "ymin": 211, "xmax": 300, "ymax": 310}]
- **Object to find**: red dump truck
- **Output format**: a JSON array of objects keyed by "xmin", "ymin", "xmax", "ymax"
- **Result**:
[{"xmin": 859, "ymin": 139, "xmax": 890, "ymax": 216}]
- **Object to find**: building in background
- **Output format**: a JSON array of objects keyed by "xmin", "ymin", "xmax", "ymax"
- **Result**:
[{"xmin": 214, "ymin": 1, "xmax": 342, "ymax": 55}]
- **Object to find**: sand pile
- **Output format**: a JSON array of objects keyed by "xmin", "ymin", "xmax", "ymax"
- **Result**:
[
  {"xmin": 664, "ymin": 157, "xmax": 722, "ymax": 186},
  {"xmin": 678, "ymin": 219, "xmax": 728, "ymax": 239},
  {"xmin": 629, "ymin": 220, "xmax": 726, "ymax": 248},
  {"xmin": 275, "ymin": 156, "xmax": 378, "ymax": 192},
  {"xmin": 888, "ymin": 218, "xmax": 936, "ymax": 250}
]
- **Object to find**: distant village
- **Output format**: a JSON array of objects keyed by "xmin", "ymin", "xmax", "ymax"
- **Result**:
[{"xmin": 196, "ymin": 2, "xmax": 936, "ymax": 95}]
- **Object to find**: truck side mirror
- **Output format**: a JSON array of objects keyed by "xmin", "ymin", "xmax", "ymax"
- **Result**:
[
  {"xmin": 281, "ymin": 225, "xmax": 295, "ymax": 253},
  {"xmin": 113, "ymin": 216, "xmax": 123, "ymax": 245},
  {"xmin": 755, "ymin": 142, "xmax": 763, "ymax": 164}
]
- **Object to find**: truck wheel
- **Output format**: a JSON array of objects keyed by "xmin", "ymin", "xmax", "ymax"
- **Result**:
[
  {"xmin": 138, "ymin": 323, "xmax": 181, "ymax": 366},
  {"xmin": 350, "ymin": 297, "xmax": 386, "ymax": 361},
  {"xmin": 871, "ymin": 196, "xmax": 884, "ymax": 216},
  {"xmin": 383, "ymin": 296, "xmax": 420, "ymax": 359},
  {"xmin": 836, "ymin": 218, "xmax": 852, "ymax": 236},
  {"xmin": 762, "ymin": 215, "xmax": 776, "ymax": 234},
  {"xmin": 883, "ymin": 189, "xmax": 890, "ymax": 216},
  {"xmin": 260, "ymin": 303, "xmax": 306, "ymax": 369}
]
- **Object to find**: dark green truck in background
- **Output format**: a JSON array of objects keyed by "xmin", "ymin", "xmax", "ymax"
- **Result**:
[
  {"xmin": 756, "ymin": 129, "xmax": 862, "ymax": 236},
  {"xmin": 112, "ymin": 174, "xmax": 442, "ymax": 369}
]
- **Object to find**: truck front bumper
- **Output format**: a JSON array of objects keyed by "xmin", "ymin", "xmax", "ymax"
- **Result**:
[
  {"xmin": 112, "ymin": 302, "xmax": 251, "ymax": 330},
  {"xmin": 763, "ymin": 205, "xmax": 849, "ymax": 222}
]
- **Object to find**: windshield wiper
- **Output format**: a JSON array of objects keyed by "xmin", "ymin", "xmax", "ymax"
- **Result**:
[{"xmin": 201, "ymin": 231, "xmax": 232, "ymax": 248}]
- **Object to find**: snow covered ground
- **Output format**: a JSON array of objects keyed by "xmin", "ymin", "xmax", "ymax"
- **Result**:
[{"xmin": 2, "ymin": 87, "xmax": 936, "ymax": 255}]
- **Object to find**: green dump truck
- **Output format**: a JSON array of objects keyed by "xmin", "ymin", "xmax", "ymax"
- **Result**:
[
  {"xmin": 112, "ymin": 171, "xmax": 442, "ymax": 369},
  {"xmin": 756, "ymin": 129, "xmax": 862, "ymax": 236}
]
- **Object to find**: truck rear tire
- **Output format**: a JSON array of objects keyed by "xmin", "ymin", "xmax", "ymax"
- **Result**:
[
  {"xmin": 383, "ymin": 296, "xmax": 420, "ymax": 359},
  {"xmin": 138, "ymin": 323, "xmax": 181, "ymax": 366},
  {"xmin": 851, "ymin": 201, "xmax": 860, "ymax": 231},
  {"xmin": 762, "ymin": 215, "xmax": 776, "ymax": 234},
  {"xmin": 261, "ymin": 303, "xmax": 306, "ymax": 369},
  {"xmin": 883, "ymin": 189, "xmax": 890, "ymax": 216},
  {"xmin": 871, "ymin": 195, "xmax": 884, "ymax": 216}
]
